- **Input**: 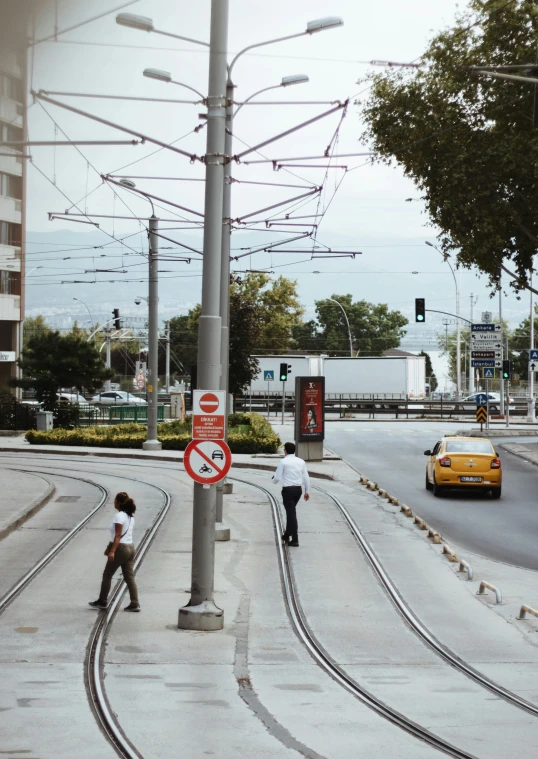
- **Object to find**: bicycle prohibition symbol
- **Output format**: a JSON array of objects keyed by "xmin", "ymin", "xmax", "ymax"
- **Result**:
[{"xmin": 183, "ymin": 439, "xmax": 232, "ymax": 484}]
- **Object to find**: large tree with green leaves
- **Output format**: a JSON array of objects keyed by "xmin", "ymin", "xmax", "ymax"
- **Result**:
[
  {"xmin": 169, "ymin": 274, "xmax": 304, "ymax": 393},
  {"xmin": 11, "ymin": 330, "xmax": 113, "ymax": 410},
  {"xmin": 294, "ymin": 295, "xmax": 408, "ymax": 356},
  {"xmin": 361, "ymin": 0, "xmax": 538, "ymax": 291}
]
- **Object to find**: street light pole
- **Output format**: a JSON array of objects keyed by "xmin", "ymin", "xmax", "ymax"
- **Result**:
[
  {"xmin": 73, "ymin": 296, "xmax": 94, "ymax": 330},
  {"xmin": 143, "ymin": 215, "xmax": 162, "ymax": 451},
  {"xmin": 426, "ymin": 242, "xmax": 461, "ymax": 399},
  {"xmin": 165, "ymin": 320, "xmax": 171, "ymax": 391},
  {"xmin": 327, "ymin": 297, "xmax": 353, "ymax": 356},
  {"xmin": 528, "ymin": 262, "xmax": 535, "ymax": 423},
  {"xmin": 178, "ymin": 0, "xmax": 229, "ymax": 632},
  {"xmin": 105, "ymin": 328, "xmax": 111, "ymax": 391}
]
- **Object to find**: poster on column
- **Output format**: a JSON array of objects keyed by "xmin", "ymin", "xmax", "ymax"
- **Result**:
[{"xmin": 295, "ymin": 376, "xmax": 325, "ymax": 443}]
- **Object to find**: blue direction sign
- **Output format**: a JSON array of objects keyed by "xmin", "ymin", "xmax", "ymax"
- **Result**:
[
  {"xmin": 472, "ymin": 323, "xmax": 501, "ymax": 332},
  {"xmin": 530, "ymin": 350, "xmax": 538, "ymax": 361},
  {"xmin": 476, "ymin": 393, "xmax": 488, "ymax": 406},
  {"xmin": 483, "ymin": 368, "xmax": 495, "ymax": 379},
  {"xmin": 263, "ymin": 370, "xmax": 274, "ymax": 381}
]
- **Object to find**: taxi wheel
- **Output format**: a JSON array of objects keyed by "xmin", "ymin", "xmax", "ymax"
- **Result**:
[
  {"xmin": 490, "ymin": 487, "xmax": 502, "ymax": 499},
  {"xmin": 432, "ymin": 476, "xmax": 444, "ymax": 498},
  {"xmin": 425, "ymin": 472, "xmax": 433, "ymax": 491}
]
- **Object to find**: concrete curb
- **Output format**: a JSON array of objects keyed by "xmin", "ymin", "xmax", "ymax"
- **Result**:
[
  {"xmin": 0, "ymin": 445, "xmax": 335, "ymax": 481},
  {"xmin": 500, "ymin": 443, "xmax": 538, "ymax": 468},
  {"xmin": 0, "ymin": 476, "xmax": 56, "ymax": 542},
  {"xmin": 456, "ymin": 428, "xmax": 538, "ymax": 438}
]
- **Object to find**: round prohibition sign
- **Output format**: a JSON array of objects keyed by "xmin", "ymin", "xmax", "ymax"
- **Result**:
[
  {"xmin": 199, "ymin": 392, "xmax": 220, "ymax": 413},
  {"xmin": 184, "ymin": 439, "xmax": 232, "ymax": 485}
]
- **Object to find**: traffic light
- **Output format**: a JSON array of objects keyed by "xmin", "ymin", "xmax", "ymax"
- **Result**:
[
  {"xmin": 502, "ymin": 359, "xmax": 512, "ymax": 380},
  {"xmin": 415, "ymin": 298, "xmax": 425, "ymax": 323},
  {"xmin": 280, "ymin": 363, "xmax": 288, "ymax": 382},
  {"xmin": 112, "ymin": 308, "xmax": 121, "ymax": 330}
]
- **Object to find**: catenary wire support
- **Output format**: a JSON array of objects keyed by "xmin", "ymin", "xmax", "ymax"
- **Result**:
[{"xmin": 477, "ymin": 581, "xmax": 502, "ymax": 604}]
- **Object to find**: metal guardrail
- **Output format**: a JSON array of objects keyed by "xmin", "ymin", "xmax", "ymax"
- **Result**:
[
  {"xmin": 517, "ymin": 605, "xmax": 538, "ymax": 621},
  {"xmin": 477, "ymin": 581, "xmax": 502, "ymax": 604},
  {"xmin": 108, "ymin": 405, "xmax": 165, "ymax": 423}
]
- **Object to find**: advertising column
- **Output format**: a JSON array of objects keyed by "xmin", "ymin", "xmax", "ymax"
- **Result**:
[{"xmin": 294, "ymin": 376, "xmax": 325, "ymax": 461}]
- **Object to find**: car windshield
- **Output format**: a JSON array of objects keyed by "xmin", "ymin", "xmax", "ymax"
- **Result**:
[{"xmin": 445, "ymin": 441, "xmax": 494, "ymax": 454}]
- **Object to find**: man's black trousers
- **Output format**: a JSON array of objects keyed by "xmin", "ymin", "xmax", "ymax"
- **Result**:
[{"xmin": 282, "ymin": 486, "xmax": 302, "ymax": 542}]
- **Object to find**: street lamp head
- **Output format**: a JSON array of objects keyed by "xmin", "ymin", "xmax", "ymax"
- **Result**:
[
  {"xmin": 143, "ymin": 68, "xmax": 172, "ymax": 83},
  {"xmin": 306, "ymin": 17, "xmax": 343, "ymax": 34},
  {"xmin": 134, "ymin": 298, "xmax": 142, "ymax": 305},
  {"xmin": 281, "ymin": 74, "xmax": 309, "ymax": 87},
  {"xmin": 425, "ymin": 241, "xmax": 434, "ymax": 248},
  {"xmin": 119, "ymin": 178, "xmax": 136, "ymax": 189},
  {"xmin": 116, "ymin": 13, "xmax": 154, "ymax": 32}
]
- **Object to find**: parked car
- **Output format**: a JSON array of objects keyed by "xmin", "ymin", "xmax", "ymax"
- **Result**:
[
  {"xmin": 57, "ymin": 392, "xmax": 87, "ymax": 405},
  {"xmin": 89, "ymin": 391, "xmax": 147, "ymax": 406}
]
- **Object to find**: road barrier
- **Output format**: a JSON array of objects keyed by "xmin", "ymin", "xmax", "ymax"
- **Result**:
[
  {"xmin": 458, "ymin": 560, "xmax": 473, "ymax": 581},
  {"xmin": 427, "ymin": 528, "xmax": 441, "ymax": 543},
  {"xmin": 477, "ymin": 581, "xmax": 502, "ymax": 604},
  {"xmin": 517, "ymin": 605, "xmax": 538, "ymax": 621},
  {"xmin": 414, "ymin": 515, "xmax": 427, "ymax": 530}
]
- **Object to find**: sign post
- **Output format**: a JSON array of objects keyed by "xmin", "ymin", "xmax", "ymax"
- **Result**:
[
  {"xmin": 476, "ymin": 392, "xmax": 488, "ymax": 431},
  {"xmin": 294, "ymin": 376, "xmax": 325, "ymax": 461}
]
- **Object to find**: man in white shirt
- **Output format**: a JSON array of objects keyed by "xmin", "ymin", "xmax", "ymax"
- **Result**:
[{"xmin": 272, "ymin": 442, "xmax": 310, "ymax": 547}]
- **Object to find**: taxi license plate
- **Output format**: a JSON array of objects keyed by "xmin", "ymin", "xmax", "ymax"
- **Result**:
[{"xmin": 460, "ymin": 476, "xmax": 482, "ymax": 482}]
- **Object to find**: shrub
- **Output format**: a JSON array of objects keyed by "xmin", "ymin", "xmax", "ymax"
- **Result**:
[{"xmin": 25, "ymin": 411, "xmax": 280, "ymax": 453}]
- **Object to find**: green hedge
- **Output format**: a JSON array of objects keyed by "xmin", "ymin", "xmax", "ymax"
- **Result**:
[{"xmin": 25, "ymin": 412, "xmax": 280, "ymax": 454}]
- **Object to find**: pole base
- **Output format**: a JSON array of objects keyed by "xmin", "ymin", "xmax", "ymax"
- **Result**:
[
  {"xmin": 215, "ymin": 522, "xmax": 230, "ymax": 541},
  {"xmin": 223, "ymin": 482, "xmax": 233, "ymax": 495},
  {"xmin": 143, "ymin": 439, "xmax": 162, "ymax": 451},
  {"xmin": 178, "ymin": 599, "xmax": 224, "ymax": 631}
]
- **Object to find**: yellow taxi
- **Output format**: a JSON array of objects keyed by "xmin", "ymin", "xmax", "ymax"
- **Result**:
[{"xmin": 424, "ymin": 436, "xmax": 502, "ymax": 498}]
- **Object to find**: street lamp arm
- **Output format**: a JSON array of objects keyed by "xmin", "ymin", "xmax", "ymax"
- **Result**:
[
  {"xmin": 152, "ymin": 27, "xmax": 209, "ymax": 48},
  {"xmin": 426, "ymin": 309, "xmax": 472, "ymax": 324},
  {"xmin": 229, "ymin": 31, "xmax": 307, "ymax": 79},
  {"xmin": 87, "ymin": 318, "xmax": 118, "ymax": 342},
  {"xmin": 170, "ymin": 79, "xmax": 205, "ymax": 100},
  {"xmin": 328, "ymin": 297, "xmax": 354, "ymax": 357},
  {"xmin": 233, "ymin": 83, "xmax": 283, "ymax": 118}
]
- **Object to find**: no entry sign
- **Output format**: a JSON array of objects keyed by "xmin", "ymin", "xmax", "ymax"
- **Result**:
[
  {"xmin": 184, "ymin": 439, "xmax": 232, "ymax": 484},
  {"xmin": 192, "ymin": 389, "xmax": 226, "ymax": 440}
]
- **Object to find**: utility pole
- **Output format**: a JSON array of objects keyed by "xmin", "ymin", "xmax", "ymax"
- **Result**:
[
  {"xmin": 178, "ymin": 0, "xmax": 228, "ymax": 632},
  {"xmin": 469, "ymin": 294, "xmax": 476, "ymax": 394},
  {"xmin": 143, "ymin": 216, "xmax": 162, "ymax": 451},
  {"xmin": 165, "ymin": 320, "xmax": 171, "ymax": 392},
  {"xmin": 215, "ymin": 76, "xmax": 234, "ymax": 543},
  {"xmin": 456, "ymin": 268, "xmax": 461, "ymax": 400},
  {"xmin": 499, "ymin": 271, "xmax": 505, "ymax": 417},
  {"xmin": 528, "ymin": 264, "xmax": 535, "ymax": 422},
  {"xmin": 105, "ymin": 329, "xmax": 111, "ymax": 391}
]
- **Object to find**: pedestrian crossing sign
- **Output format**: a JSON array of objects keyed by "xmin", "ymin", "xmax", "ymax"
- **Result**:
[{"xmin": 482, "ymin": 368, "xmax": 495, "ymax": 379}]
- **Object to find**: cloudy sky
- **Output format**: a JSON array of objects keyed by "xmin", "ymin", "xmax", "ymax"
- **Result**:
[{"xmin": 21, "ymin": 0, "xmax": 532, "ymax": 388}]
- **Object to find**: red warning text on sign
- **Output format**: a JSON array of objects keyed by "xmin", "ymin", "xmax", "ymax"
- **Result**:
[{"xmin": 192, "ymin": 390, "xmax": 226, "ymax": 440}]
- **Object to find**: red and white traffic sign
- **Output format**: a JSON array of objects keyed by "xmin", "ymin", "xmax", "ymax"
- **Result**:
[
  {"xmin": 184, "ymin": 439, "xmax": 232, "ymax": 485},
  {"xmin": 192, "ymin": 389, "xmax": 226, "ymax": 440}
]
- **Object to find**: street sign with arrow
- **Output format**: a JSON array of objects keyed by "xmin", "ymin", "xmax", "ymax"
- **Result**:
[{"xmin": 529, "ymin": 361, "xmax": 538, "ymax": 373}]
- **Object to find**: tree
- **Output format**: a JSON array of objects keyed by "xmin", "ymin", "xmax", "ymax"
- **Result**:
[
  {"xmin": 361, "ymin": 0, "xmax": 538, "ymax": 291},
  {"xmin": 23, "ymin": 315, "xmax": 51, "ymax": 348},
  {"xmin": 294, "ymin": 295, "xmax": 408, "ymax": 356},
  {"xmin": 169, "ymin": 274, "xmax": 304, "ymax": 393},
  {"xmin": 510, "ymin": 306, "xmax": 538, "ymax": 376},
  {"xmin": 10, "ymin": 330, "xmax": 113, "ymax": 410},
  {"xmin": 419, "ymin": 350, "xmax": 438, "ymax": 391}
]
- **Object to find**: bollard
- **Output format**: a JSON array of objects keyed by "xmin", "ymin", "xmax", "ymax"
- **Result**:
[
  {"xmin": 442, "ymin": 544, "xmax": 457, "ymax": 562},
  {"xmin": 477, "ymin": 581, "xmax": 502, "ymax": 604},
  {"xmin": 414, "ymin": 516, "xmax": 427, "ymax": 530},
  {"xmin": 517, "ymin": 605, "xmax": 538, "ymax": 620},
  {"xmin": 457, "ymin": 560, "xmax": 473, "ymax": 581}
]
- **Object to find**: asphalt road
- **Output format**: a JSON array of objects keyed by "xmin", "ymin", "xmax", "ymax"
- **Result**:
[{"xmin": 325, "ymin": 421, "xmax": 538, "ymax": 569}]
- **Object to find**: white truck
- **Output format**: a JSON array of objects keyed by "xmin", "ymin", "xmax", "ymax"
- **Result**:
[{"xmin": 249, "ymin": 354, "xmax": 425, "ymax": 399}]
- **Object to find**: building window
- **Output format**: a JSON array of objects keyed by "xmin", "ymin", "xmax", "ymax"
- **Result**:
[
  {"xmin": 0, "ymin": 172, "xmax": 22, "ymax": 200},
  {"xmin": 1, "ymin": 74, "xmax": 23, "ymax": 103},
  {"xmin": 0, "ymin": 221, "xmax": 21, "ymax": 246},
  {"xmin": 0, "ymin": 121, "xmax": 23, "ymax": 145},
  {"xmin": 0, "ymin": 270, "xmax": 20, "ymax": 296}
]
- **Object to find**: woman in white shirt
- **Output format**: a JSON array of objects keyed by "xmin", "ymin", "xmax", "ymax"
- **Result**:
[{"xmin": 89, "ymin": 492, "xmax": 140, "ymax": 612}]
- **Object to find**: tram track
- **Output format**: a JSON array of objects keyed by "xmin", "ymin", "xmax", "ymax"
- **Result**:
[
  {"xmin": 3, "ymin": 452, "xmax": 538, "ymax": 758},
  {"xmin": 0, "ymin": 456, "xmax": 172, "ymax": 759}
]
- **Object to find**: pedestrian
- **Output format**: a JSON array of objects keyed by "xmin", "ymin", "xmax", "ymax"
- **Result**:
[
  {"xmin": 89, "ymin": 491, "xmax": 140, "ymax": 612},
  {"xmin": 272, "ymin": 442, "xmax": 310, "ymax": 547}
]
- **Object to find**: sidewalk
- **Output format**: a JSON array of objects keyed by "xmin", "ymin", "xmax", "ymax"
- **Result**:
[{"xmin": 0, "ymin": 467, "xmax": 55, "ymax": 540}]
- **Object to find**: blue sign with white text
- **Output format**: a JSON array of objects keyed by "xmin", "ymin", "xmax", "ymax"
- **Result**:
[
  {"xmin": 264, "ymin": 370, "xmax": 274, "ymax": 381},
  {"xmin": 530, "ymin": 350, "xmax": 538, "ymax": 361},
  {"xmin": 476, "ymin": 393, "xmax": 488, "ymax": 407}
]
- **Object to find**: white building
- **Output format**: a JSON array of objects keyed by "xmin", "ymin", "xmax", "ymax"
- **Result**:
[{"xmin": 0, "ymin": 38, "xmax": 25, "ymax": 393}]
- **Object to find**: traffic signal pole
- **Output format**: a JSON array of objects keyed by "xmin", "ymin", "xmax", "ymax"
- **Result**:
[{"xmin": 178, "ymin": 0, "xmax": 228, "ymax": 632}]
